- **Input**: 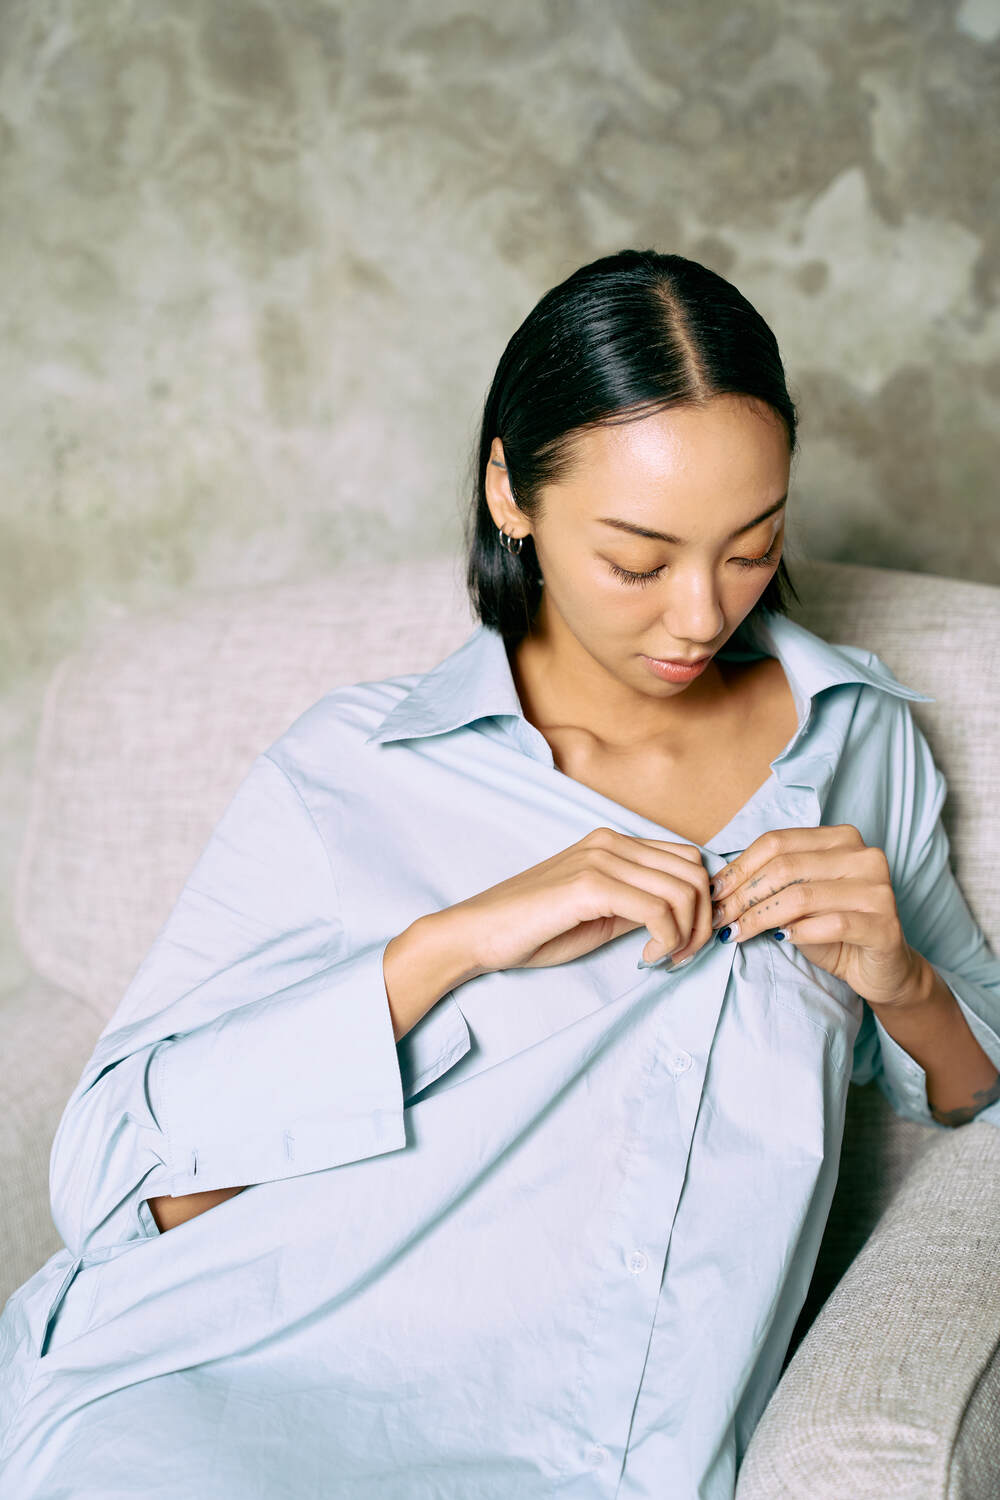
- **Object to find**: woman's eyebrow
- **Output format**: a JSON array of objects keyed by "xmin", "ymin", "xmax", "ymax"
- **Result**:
[{"xmin": 596, "ymin": 494, "xmax": 787, "ymax": 545}]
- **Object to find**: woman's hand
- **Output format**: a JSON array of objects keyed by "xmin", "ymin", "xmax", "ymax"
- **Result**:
[
  {"xmin": 448, "ymin": 826, "xmax": 715, "ymax": 975},
  {"xmin": 706, "ymin": 824, "xmax": 925, "ymax": 1011}
]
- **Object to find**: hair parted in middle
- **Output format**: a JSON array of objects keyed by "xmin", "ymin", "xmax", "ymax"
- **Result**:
[{"xmin": 464, "ymin": 247, "xmax": 801, "ymax": 643}]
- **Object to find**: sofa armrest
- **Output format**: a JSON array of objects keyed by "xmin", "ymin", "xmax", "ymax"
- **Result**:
[
  {"xmin": 949, "ymin": 1336, "xmax": 1000, "ymax": 1500},
  {"xmin": 735, "ymin": 1119, "xmax": 1000, "ymax": 1500},
  {"xmin": 0, "ymin": 975, "xmax": 103, "ymax": 1308}
]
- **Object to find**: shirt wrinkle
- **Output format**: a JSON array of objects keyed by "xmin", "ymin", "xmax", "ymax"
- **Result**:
[{"xmin": 1, "ymin": 609, "xmax": 998, "ymax": 1500}]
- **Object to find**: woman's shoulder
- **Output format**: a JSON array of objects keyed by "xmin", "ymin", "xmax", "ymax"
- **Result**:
[{"xmin": 256, "ymin": 669, "xmax": 428, "ymax": 786}]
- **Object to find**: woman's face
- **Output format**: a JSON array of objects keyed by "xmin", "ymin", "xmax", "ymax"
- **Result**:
[{"xmin": 490, "ymin": 395, "xmax": 791, "ymax": 700}]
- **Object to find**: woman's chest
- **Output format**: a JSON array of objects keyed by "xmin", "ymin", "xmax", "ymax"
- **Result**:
[
  {"xmin": 547, "ymin": 745, "xmax": 773, "ymax": 848},
  {"xmin": 544, "ymin": 658, "xmax": 801, "ymax": 847}
]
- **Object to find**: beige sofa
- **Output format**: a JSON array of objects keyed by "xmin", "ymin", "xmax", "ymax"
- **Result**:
[{"xmin": 5, "ymin": 555, "xmax": 1000, "ymax": 1496}]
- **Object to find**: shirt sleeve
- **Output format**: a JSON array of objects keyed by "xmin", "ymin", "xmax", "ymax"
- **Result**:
[
  {"xmin": 48, "ymin": 750, "xmax": 472, "ymax": 1259},
  {"xmin": 849, "ymin": 699, "xmax": 1000, "ymax": 1130}
]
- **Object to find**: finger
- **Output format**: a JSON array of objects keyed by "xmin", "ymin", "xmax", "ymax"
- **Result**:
[
  {"xmin": 637, "ymin": 839, "xmax": 706, "ymax": 867},
  {"xmin": 718, "ymin": 876, "xmax": 894, "ymax": 944},
  {"xmin": 581, "ymin": 833, "xmax": 713, "ymax": 951},
  {"xmin": 591, "ymin": 830, "xmax": 708, "ymax": 870},
  {"xmin": 631, "ymin": 843, "xmax": 714, "ymax": 957},
  {"xmin": 768, "ymin": 910, "xmax": 891, "ymax": 950},
  {"xmin": 623, "ymin": 849, "xmax": 714, "ymax": 957},
  {"xmin": 712, "ymin": 846, "xmax": 882, "ymax": 930},
  {"xmin": 585, "ymin": 849, "xmax": 702, "ymax": 954},
  {"xmin": 709, "ymin": 824, "xmax": 864, "ymax": 902},
  {"xmin": 574, "ymin": 868, "xmax": 687, "ymax": 959}
]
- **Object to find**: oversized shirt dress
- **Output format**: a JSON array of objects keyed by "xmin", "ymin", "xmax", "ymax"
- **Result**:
[{"xmin": 2, "ymin": 608, "xmax": 1000, "ymax": 1500}]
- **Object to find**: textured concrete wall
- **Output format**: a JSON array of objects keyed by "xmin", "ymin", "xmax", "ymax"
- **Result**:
[{"xmin": 1, "ymin": 0, "xmax": 998, "ymax": 988}]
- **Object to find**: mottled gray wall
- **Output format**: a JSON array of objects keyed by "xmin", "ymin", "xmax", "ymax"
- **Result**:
[{"xmin": 1, "ymin": 0, "xmax": 999, "ymax": 987}]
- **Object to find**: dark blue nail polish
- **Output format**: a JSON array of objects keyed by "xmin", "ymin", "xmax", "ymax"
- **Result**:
[
  {"xmin": 717, "ymin": 926, "xmax": 732, "ymax": 943},
  {"xmin": 774, "ymin": 929, "xmax": 787, "ymax": 941}
]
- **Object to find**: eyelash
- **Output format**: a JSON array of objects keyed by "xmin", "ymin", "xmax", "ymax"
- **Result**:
[{"xmin": 608, "ymin": 544, "xmax": 780, "ymax": 588}]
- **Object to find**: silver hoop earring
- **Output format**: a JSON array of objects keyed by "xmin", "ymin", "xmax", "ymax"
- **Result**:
[{"xmin": 497, "ymin": 526, "xmax": 525, "ymax": 556}]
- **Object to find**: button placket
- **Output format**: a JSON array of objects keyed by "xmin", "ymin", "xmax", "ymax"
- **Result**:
[{"xmin": 560, "ymin": 939, "xmax": 737, "ymax": 1490}]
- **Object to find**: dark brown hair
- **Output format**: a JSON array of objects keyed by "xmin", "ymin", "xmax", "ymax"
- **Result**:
[{"xmin": 464, "ymin": 247, "xmax": 801, "ymax": 641}]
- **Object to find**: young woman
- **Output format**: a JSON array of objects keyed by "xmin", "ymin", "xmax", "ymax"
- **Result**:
[{"xmin": 2, "ymin": 249, "xmax": 999, "ymax": 1500}]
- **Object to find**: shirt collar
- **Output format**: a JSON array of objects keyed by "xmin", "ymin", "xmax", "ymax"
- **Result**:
[{"xmin": 364, "ymin": 609, "xmax": 932, "ymax": 748}]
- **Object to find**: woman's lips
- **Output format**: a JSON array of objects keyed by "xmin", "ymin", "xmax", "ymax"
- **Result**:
[{"xmin": 639, "ymin": 653, "xmax": 711, "ymax": 683}]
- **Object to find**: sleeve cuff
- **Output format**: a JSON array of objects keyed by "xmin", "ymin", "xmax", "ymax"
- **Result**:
[
  {"xmin": 873, "ymin": 966, "xmax": 1000, "ymax": 1130},
  {"xmin": 153, "ymin": 937, "xmax": 410, "ymax": 1194},
  {"xmin": 396, "ymin": 991, "xmax": 472, "ymax": 1102}
]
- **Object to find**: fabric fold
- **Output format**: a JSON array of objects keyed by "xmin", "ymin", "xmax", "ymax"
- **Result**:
[{"xmin": 47, "ymin": 753, "xmax": 473, "ymax": 1259}]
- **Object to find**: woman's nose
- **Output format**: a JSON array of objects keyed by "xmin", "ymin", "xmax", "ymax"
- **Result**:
[{"xmin": 662, "ymin": 582, "xmax": 725, "ymax": 645}]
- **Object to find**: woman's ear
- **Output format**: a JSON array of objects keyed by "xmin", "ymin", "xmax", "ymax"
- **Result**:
[{"xmin": 485, "ymin": 437, "xmax": 525, "ymax": 536}]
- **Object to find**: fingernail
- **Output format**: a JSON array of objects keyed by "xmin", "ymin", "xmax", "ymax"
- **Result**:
[
  {"xmin": 711, "ymin": 903, "xmax": 725, "ymax": 928},
  {"xmin": 717, "ymin": 922, "xmax": 740, "ymax": 943},
  {"xmin": 773, "ymin": 929, "xmax": 787, "ymax": 942},
  {"xmin": 637, "ymin": 952, "xmax": 696, "ymax": 971},
  {"xmin": 708, "ymin": 879, "xmax": 719, "ymax": 898}
]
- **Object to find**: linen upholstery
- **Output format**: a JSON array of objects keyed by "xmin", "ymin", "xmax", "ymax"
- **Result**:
[
  {"xmin": 735, "ymin": 1119, "xmax": 1000, "ymax": 1499},
  {"xmin": 15, "ymin": 556, "xmax": 480, "ymax": 1018},
  {"xmin": 949, "ymin": 1340, "xmax": 1000, "ymax": 1500},
  {"xmin": 0, "ymin": 975, "xmax": 103, "ymax": 1297},
  {"xmin": 5, "ymin": 555, "xmax": 1000, "ymax": 1492}
]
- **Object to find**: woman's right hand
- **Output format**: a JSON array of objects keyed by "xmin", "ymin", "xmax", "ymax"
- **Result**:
[{"xmin": 445, "ymin": 826, "xmax": 715, "ymax": 975}]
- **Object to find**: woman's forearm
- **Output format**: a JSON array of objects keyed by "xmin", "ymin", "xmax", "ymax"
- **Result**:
[
  {"xmin": 383, "ymin": 911, "xmax": 486, "ymax": 1042},
  {"xmin": 876, "ymin": 956, "xmax": 1000, "ymax": 1126}
]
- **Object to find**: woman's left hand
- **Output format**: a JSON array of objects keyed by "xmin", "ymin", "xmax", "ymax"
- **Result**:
[{"xmin": 706, "ymin": 824, "xmax": 927, "ymax": 1012}]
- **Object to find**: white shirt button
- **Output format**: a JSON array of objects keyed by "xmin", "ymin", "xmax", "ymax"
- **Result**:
[
  {"xmin": 627, "ymin": 1250, "xmax": 648, "ymax": 1274},
  {"xmin": 669, "ymin": 1049, "xmax": 692, "ymax": 1075},
  {"xmin": 585, "ymin": 1444, "xmax": 609, "ymax": 1468}
]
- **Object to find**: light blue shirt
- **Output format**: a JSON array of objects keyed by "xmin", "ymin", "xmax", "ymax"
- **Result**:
[{"xmin": 3, "ymin": 609, "xmax": 1000, "ymax": 1499}]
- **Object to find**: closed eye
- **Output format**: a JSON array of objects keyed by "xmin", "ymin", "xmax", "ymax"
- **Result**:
[{"xmin": 607, "ymin": 543, "xmax": 780, "ymax": 588}]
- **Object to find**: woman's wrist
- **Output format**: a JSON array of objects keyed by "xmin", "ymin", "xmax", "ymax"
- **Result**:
[{"xmin": 383, "ymin": 909, "xmax": 488, "ymax": 1042}]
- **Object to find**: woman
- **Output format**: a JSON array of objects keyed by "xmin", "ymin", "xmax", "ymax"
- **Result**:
[{"xmin": 2, "ymin": 249, "xmax": 999, "ymax": 1499}]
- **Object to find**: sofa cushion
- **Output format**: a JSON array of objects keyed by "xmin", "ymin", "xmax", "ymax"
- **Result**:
[
  {"xmin": 15, "ymin": 556, "xmax": 478, "ymax": 1019},
  {"xmin": 949, "ymin": 1338, "xmax": 1000, "ymax": 1500}
]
